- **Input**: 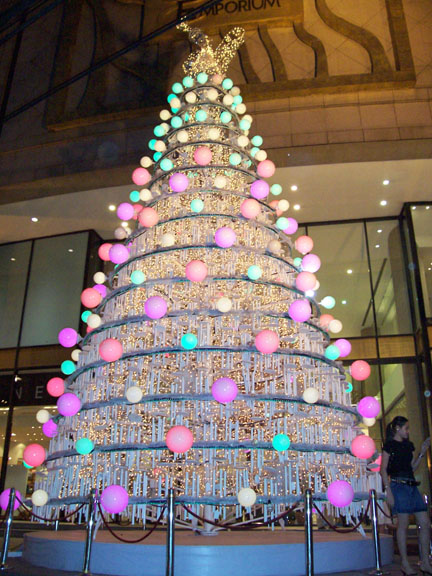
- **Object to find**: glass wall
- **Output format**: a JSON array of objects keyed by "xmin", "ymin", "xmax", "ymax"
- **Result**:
[{"xmin": 411, "ymin": 204, "xmax": 432, "ymax": 320}]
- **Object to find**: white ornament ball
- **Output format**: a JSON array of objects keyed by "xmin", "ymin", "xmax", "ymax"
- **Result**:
[
  {"xmin": 236, "ymin": 103, "xmax": 246, "ymax": 115},
  {"xmin": 93, "ymin": 272, "xmax": 106, "ymax": 284},
  {"xmin": 125, "ymin": 226, "xmax": 132, "ymax": 235},
  {"xmin": 329, "ymin": 319, "xmax": 343, "ymax": 333},
  {"xmin": 87, "ymin": 314, "xmax": 102, "ymax": 329},
  {"xmin": 208, "ymin": 128, "xmax": 220, "ymax": 140},
  {"xmin": 278, "ymin": 200, "xmax": 289, "ymax": 212},
  {"xmin": 237, "ymin": 135, "xmax": 249, "ymax": 147},
  {"xmin": 255, "ymin": 150, "xmax": 267, "ymax": 161},
  {"xmin": 126, "ymin": 386, "xmax": 143, "ymax": 403},
  {"xmin": 32, "ymin": 489, "xmax": 49, "ymax": 507},
  {"xmin": 363, "ymin": 417, "xmax": 376, "ymax": 427},
  {"xmin": 206, "ymin": 88, "xmax": 218, "ymax": 101},
  {"xmin": 230, "ymin": 86, "xmax": 241, "ymax": 96},
  {"xmin": 160, "ymin": 122, "xmax": 170, "ymax": 132},
  {"xmin": 154, "ymin": 140, "xmax": 166, "ymax": 152},
  {"xmin": 36, "ymin": 409, "xmax": 50, "ymax": 424},
  {"xmin": 216, "ymin": 297, "xmax": 232, "ymax": 313},
  {"xmin": 303, "ymin": 387, "xmax": 319, "ymax": 404},
  {"xmin": 267, "ymin": 240, "xmax": 282, "ymax": 253},
  {"xmin": 177, "ymin": 130, "xmax": 189, "ymax": 143},
  {"xmin": 185, "ymin": 92, "xmax": 197, "ymax": 104},
  {"xmin": 237, "ymin": 487, "xmax": 257, "ymax": 507},
  {"xmin": 161, "ymin": 233, "xmax": 175, "ymax": 247},
  {"xmin": 243, "ymin": 114, "xmax": 253, "ymax": 123},
  {"xmin": 71, "ymin": 349, "xmax": 81, "ymax": 362},
  {"xmin": 314, "ymin": 280, "xmax": 320, "ymax": 291},
  {"xmin": 223, "ymin": 94, "xmax": 234, "ymax": 106},
  {"xmin": 140, "ymin": 156, "xmax": 153, "ymax": 168},
  {"xmin": 160, "ymin": 109, "xmax": 171, "ymax": 121},
  {"xmin": 114, "ymin": 227, "xmax": 127, "ymax": 240},
  {"xmin": 170, "ymin": 97, "xmax": 181, "ymax": 109},
  {"xmin": 214, "ymin": 175, "xmax": 227, "ymax": 189},
  {"xmin": 140, "ymin": 189, "xmax": 152, "ymax": 202}
]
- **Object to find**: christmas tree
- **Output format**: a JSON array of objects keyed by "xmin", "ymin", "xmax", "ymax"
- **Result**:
[{"xmin": 26, "ymin": 23, "xmax": 381, "ymax": 523}]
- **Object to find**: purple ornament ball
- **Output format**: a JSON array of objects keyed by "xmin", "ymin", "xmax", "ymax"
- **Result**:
[
  {"xmin": 58, "ymin": 328, "xmax": 78, "ymax": 348},
  {"xmin": 212, "ymin": 377, "xmax": 238, "ymax": 403},
  {"xmin": 250, "ymin": 180, "xmax": 270, "ymax": 200},
  {"xmin": 169, "ymin": 172, "xmax": 189, "ymax": 193},
  {"xmin": 0, "ymin": 489, "xmax": 22, "ymax": 511},
  {"xmin": 109, "ymin": 244, "xmax": 129, "ymax": 265},
  {"xmin": 117, "ymin": 202, "xmax": 134, "ymax": 221},
  {"xmin": 214, "ymin": 227, "xmax": 236, "ymax": 248},
  {"xmin": 145, "ymin": 296, "xmax": 168, "ymax": 319},
  {"xmin": 289, "ymin": 299, "xmax": 312, "ymax": 322},
  {"xmin": 334, "ymin": 338, "xmax": 352, "ymax": 358},
  {"xmin": 43, "ymin": 419, "xmax": 58, "ymax": 438},
  {"xmin": 357, "ymin": 396, "xmax": 381, "ymax": 419},
  {"xmin": 93, "ymin": 284, "xmax": 107, "ymax": 298},
  {"xmin": 57, "ymin": 393, "xmax": 81, "ymax": 417},
  {"xmin": 327, "ymin": 480, "xmax": 354, "ymax": 508},
  {"xmin": 100, "ymin": 485, "xmax": 129, "ymax": 514}
]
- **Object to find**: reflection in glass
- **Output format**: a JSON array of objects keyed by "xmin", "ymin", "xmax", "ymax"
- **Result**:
[{"xmin": 411, "ymin": 205, "xmax": 432, "ymax": 319}]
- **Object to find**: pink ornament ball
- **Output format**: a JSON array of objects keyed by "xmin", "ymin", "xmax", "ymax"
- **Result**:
[
  {"xmin": 145, "ymin": 296, "xmax": 168, "ymax": 319},
  {"xmin": 351, "ymin": 434, "xmax": 376, "ymax": 459},
  {"xmin": 166, "ymin": 425, "xmax": 194, "ymax": 453},
  {"xmin": 43, "ymin": 419, "xmax": 58, "ymax": 438},
  {"xmin": 295, "ymin": 235, "xmax": 314, "ymax": 255},
  {"xmin": 269, "ymin": 200, "xmax": 282, "ymax": 217},
  {"xmin": 0, "ymin": 489, "xmax": 22, "ymax": 511},
  {"xmin": 93, "ymin": 284, "xmax": 107, "ymax": 298},
  {"xmin": 369, "ymin": 454, "xmax": 382, "ymax": 470},
  {"xmin": 58, "ymin": 328, "xmax": 78, "ymax": 348},
  {"xmin": 81, "ymin": 287, "xmax": 102, "ymax": 309},
  {"xmin": 327, "ymin": 480, "xmax": 354, "ymax": 508},
  {"xmin": 350, "ymin": 360, "xmax": 371, "ymax": 381},
  {"xmin": 334, "ymin": 338, "xmax": 352, "ymax": 358},
  {"xmin": 289, "ymin": 299, "xmax": 312, "ymax": 322},
  {"xmin": 241, "ymin": 198, "xmax": 261, "ymax": 219},
  {"xmin": 295, "ymin": 272, "xmax": 316, "ymax": 292},
  {"xmin": 250, "ymin": 180, "xmax": 270, "ymax": 200},
  {"xmin": 212, "ymin": 377, "xmax": 238, "ymax": 403},
  {"xmin": 186, "ymin": 260, "xmax": 208, "ymax": 282},
  {"xmin": 357, "ymin": 396, "xmax": 381, "ymax": 418},
  {"xmin": 132, "ymin": 167, "xmax": 151, "ymax": 186},
  {"xmin": 47, "ymin": 377, "xmax": 64, "ymax": 397},
  {"xmin": 99, "ymin": 338, "xmax": 123, "ymax": 362},
  {"xmin": 319, "ymin": 314, "xmax": 334, "ymax": 328},
  {"xmin": 257, "ymin": 159, "xmax": 275, "ymax": 178},
  {"xmin": 100, "ymin": 485, "xmax": 129, "ymax": 514},
  {"xmin": 169, "ymin": 172, "xmax": 189, "ymax": 192},
  {"xmin": 255, "ymin": 329, "xmax": 279, "ymax": 354},
  {"xmin": 23, "ymin": 444, "xmax": 46, "ymax": 467},
  {"xmin": 301, "ymin": 253, "xmax": 321, "ymax": 273},
  {"xmin": 98, "ymin": 243, "xmax": 112, "ymax": 261},
  {"xmin": 283, "ymin": 218, "xmax": 298, "ymax": 235},
  {"xmin": 138, "ymin": 207, "xmax": 159, "ymax": 228},
  {"xmin": 194, "ymin": 146, "xmax": 212, "ymax": 166},
  {"xmin": 117, "ymin": 202, "xmax": 134, "ymax": 221},
  {"xmin": 133, "ymin": 204, "xmax": 143, "ymax": 219},
  {"xmin": 212, "ymin": 74, "xmax": 223, "ymax": 84},
  {"xmin": 215, "ymin": 227, "xmax": 236, "ymax": 248},
  {"xmin": 109, "ymin": 244, "xmax": 129, "ymax": 265},
  {"xmin": 57, "ymin": 393, "xmax": 81, "ymax": 417}
]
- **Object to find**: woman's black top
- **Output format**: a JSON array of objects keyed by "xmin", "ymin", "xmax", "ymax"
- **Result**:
[{"xmin": 383, "ymin": 439, "xmax": 415, "ymax": 480}]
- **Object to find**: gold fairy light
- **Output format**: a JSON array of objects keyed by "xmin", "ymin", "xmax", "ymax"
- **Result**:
[{"xmin": 177, "ymin": 22, "xmax": 245, "ymax": 76}]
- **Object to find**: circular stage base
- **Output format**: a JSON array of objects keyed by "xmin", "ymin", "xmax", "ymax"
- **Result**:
[{"xmin": 23, "ymin": 529, "xmax": 394, "ymax": 576}]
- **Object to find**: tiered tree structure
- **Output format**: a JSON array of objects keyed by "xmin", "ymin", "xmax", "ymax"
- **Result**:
[{"xmin": 26, "ymin": 24, "xmax": 381, "ymax": 523}]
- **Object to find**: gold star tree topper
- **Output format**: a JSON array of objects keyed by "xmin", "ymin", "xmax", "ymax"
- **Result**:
[{"xmin": 177, "ymin": 22, "xmax": 245, "ymax": 77}]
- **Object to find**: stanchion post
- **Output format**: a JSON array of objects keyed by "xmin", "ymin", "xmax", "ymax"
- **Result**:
[
  {"xmin": 369, "ymin": 489, "xmax": 388, "ymax": 576},
  {"xmin": 166, "ymin": 489, "xmax": 175, "ymax": 576},
  {"xmin": 0, "ymin": 488, "xmax": 15, "ymax": 571},
  {"xmin": 304, "ymin": 489, "xmax": 314, "ymax": 576},
  {"xmin": 80, "ymin": 489, "xmax": 98, "ymax": 576}
]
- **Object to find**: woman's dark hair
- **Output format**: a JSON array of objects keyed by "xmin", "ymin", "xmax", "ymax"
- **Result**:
[{"xmin": 385, "ymin": 416, "xmax": 408, "ymax": 442}]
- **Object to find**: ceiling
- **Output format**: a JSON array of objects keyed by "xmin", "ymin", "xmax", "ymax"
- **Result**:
[{"xmin": 1, "ymin": 158, "xmax": 431, "ymax": 245}]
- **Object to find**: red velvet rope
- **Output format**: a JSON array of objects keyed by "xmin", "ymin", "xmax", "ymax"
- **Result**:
[
  {"xmin": 312, "ymin": 499, "xmax": 371, "ymax": 533},
  {"xmin": 97, "ymin": 503, "xmax": 166, "ymax": 543},
  {"xmin": 376, "ymin": 501, "xmax": 393, "ymax": 519},
  {"xmin": 181, "ymin": 502, "xmax": 301, "ymax": 529},
  {"xmin": 16, "ymin": 496, "xmax": 87, "ymax": 522}
]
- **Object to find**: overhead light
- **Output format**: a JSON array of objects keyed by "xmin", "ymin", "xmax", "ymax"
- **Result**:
[
  {"xmin": 426, "ymin": 206, "xmax": 430, "ymax": 210},
  {"xmin": 380, "ymin": 200, "xmax": 387, "ymax": 206},
  {"xmin": 382, "ymin": 179, "xmax": 390, "ymax": 186},
  {"xmin": 375, "ymin": 244, "xmax": 380, "ymax": 248},
  {"xmin": 11, "ymin": 433, "xmax": 16, "ymax": 437},
  {"xmin": 108, "ymin": 204, "xmax": 116, "ymax": 211},
  {"xmin": 68, "ymin": 249, "xmax": 74, "ymax": 253},
  {"xmin": 377, "ymin": 229, "xmax": 382, "ymax": 234},
  {"xmin": 429, "ymin": 267, "xmax": 432, "ymax": 271},
  {"xmin": 293, "ymin": 204, "xmax": 301, "ymax": 211},
  {"xmin": 347, "ymin": 269, "xmax": 353, "ymax": 274},
  {"xmin": 342, "ymin": 300, "xmax": 347, "ymax": 305},
  {"xmin": 291, "ymin": 185, "xmax": 298, "ymax": 191},
  {"xmin": 31, "ymin": 217, "xmax": 38, "ymax": 222},
  {"xmin": 10, "ymin": 257, "xmax": 16, "ymax": 262},
  {"xmin": 121, "ymin": 221, "xmax": 128, "ymax": 228},
  {"xmin": 412, "ymin": 206, "xmax": 416, "ymax": 210}
]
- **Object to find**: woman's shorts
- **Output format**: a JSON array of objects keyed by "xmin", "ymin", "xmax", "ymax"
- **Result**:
[{"xmin": 390, "ymin": 480, "xmax": 427, "ymax": 514}]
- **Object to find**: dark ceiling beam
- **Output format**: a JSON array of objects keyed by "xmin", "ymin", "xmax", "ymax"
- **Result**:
[
  {"xmin": 3, "ymin": 0, "xmax": 224, "ymax": 125},
  {"xmin": 0, "ymin": 0, "xmax": 47, "ymax": 33}
]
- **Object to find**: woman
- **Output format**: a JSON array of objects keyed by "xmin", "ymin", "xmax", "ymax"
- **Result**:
[{"xmin": 380, "ymin": 416, "xmax": 431, "ymax": 575}]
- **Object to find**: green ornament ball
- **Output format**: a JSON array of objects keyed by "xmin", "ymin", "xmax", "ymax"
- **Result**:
[
  {"xmin": 195, "ymin": 109, "xmax": 207, "ymax": 122},
  {"xmin": 61, "ymin": 360, "xmax": 76, "ymax": 375},
  {"xmin": 293, "ymin": 257, "xmax": 303, "ymax": 268},
  {"xmin": 172, "ymin": 82, "xmax": 183, "ymax": 94},
  {"xmin": 154, "ymin": 125, "xmax": 165, "ymax": 137},
  {"xmin": 272, "ymin": 434, "xmax": 291, "ymax": 451},
  {"xmin": 229, "ymin": 153, "xmax": 242, "ymax": 166},
  {"xmin": 183, "ymin": 76, "xmax": 194, "ymax": 88},
  {"xmin": 153, "ymin": 151, "xmax": 162, "ymax": 162},
  {"xmin": 197, "ymin": 72, "xmax": 208, "ymax": 84},
  {"xmin": 222, "ymin": 78, "xmax": 233, "ymax": 90},
  {"xmin": 81, "ymin": 310, "xmax": 91, "ymax": 322},
  {"xmin": 190, "ymin": 199, "xmax": 204, "ymax": 213},
  {"xmin": 167, "ymin": 93, "xmax": 176, "ymax": 103},
  {"xmin": 171, "ymin": 116, "xmax": 183, "ymax": 129},
  {"xmin": 148, "ymin": 139, "xmax": 157, "ymax": 150},
  {"xmin": 251, "ymin": 135, "xmax": 263, "ymax": 147},
  {"xmin": 247, "ymin": 265, "xmax": 262, "ymax": 280},
  {"xmin": 76, "ymin": 438, "xmax": 94, "ymax": 455},
  {"xmin": 181, "ymin": 333, "xmax": 198, "ymax": 350},
  {"xmin": 129, "ymin": 190, "xmax": 140, "ymax": 202},
  {"xmin": 160, "ymin": 158, "xmax": 173, "ymax": 171},
  {"xmin": 276, "ymin": 217, "xmax": 289, "ymax": 230},
  {"xmin": 239, "ymin": 119, "xmax": 251, "ymax": 131},
  {"xmin": 325, "ymin": 344, "xmax": 340, "ymax": 361},
  {"xmin": 131, "ymin": 270, "xmax": 145, "ymax": 284},
  {"xmin": 271, "ymin": 183, "xmax": 283, "ymax": 196},
  {"xmin": 220, "ymin": 111, "xmax": 232, "ymax": 124}
]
